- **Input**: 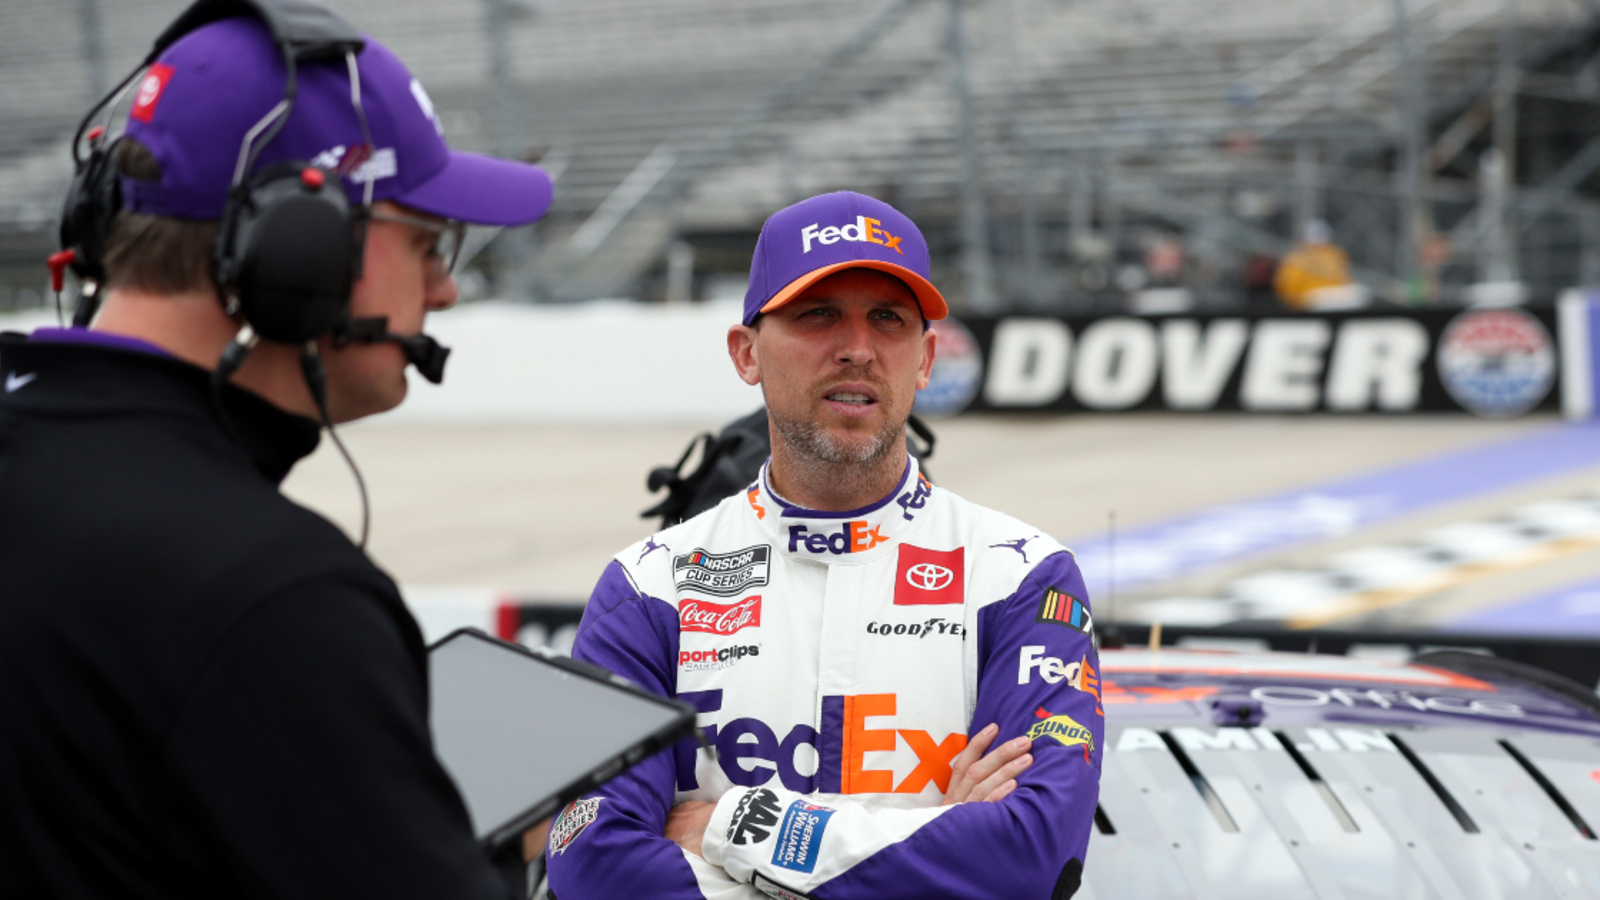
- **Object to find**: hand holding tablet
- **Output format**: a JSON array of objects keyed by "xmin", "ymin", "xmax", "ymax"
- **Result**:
[{"xmin": 427, "ymin": 629, "xmax": 700, "ymax": 853}]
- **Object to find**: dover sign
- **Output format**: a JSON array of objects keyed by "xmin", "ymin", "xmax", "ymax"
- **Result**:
[{"xmin": 917, "ymin": 306, "xmax": 1570, "ymax": 417}]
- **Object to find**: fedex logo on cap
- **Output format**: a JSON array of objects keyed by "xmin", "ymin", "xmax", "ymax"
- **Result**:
[{"xmin": 801, "ymin": 217, "xmax": 903, "ymax": 255}]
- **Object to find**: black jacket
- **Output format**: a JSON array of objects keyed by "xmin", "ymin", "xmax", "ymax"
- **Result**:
[{"xmin": 0, "ymin": 334, "xmax": 516, "ymax": 900}]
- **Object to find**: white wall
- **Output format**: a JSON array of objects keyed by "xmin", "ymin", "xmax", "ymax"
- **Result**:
[
  {"xmin": 386, "ymin": 299, "xmax": 762, "ymax": 424},
  {"xmin": 0, "ymin": 300, "xmax": 765, "ymax": 424}
]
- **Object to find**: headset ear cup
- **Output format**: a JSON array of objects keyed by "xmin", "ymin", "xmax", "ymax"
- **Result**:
[
  {"xmin": 224, "ymin": 168, "xmax": 355, "ymax": 344},
  {"xmin": 58, "ymin": 138, "xmax": 124, "ymax": 283}
]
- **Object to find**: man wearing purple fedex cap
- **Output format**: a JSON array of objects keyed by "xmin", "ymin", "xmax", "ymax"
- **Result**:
[
  {"xmin": 0, "ymin": 4, "xmax": 553, "ymax": 899},
  {"xmin": 547, "ymin": 192, "xmax": 1102, "ymax": 899}
]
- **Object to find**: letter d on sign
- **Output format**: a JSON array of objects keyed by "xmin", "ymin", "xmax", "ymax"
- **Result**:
[
  {"xmin": 1073, "ymin": 318, "xmax": 1159, "ymax": 409},
  {"xmin": 984, "ymin": 318, "xmax": 1073, "ymax": 406}
]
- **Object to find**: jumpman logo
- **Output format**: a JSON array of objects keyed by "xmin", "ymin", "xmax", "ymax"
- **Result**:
[
  {"xmin": 990, "ymin": 535, "xmax": 1038, "ymax": 563},
  {"xmin": 639, "ymin": 538, "xmax": 668, "ymax": 563}
]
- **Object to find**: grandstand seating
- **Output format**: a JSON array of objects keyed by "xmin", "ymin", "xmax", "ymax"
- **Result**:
[{"xmin": 0, "ymin": 0, "xmax": 1594, "ymax": 304}]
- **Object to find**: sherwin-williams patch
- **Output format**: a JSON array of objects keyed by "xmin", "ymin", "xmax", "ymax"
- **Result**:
[{"xmin": 770, "ymin": 800, "xmax": 835, "ymax": 873}]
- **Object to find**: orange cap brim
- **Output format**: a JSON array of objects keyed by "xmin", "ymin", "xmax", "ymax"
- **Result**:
[{"xmin": 758, "ymin": 260, "xmax": 949, "ymax": 322}]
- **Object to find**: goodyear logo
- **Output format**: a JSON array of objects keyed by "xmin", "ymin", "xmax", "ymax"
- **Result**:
[
  {"xmin": 1028, "ymin": 713, "xmax": 1095, "ymax": 751},
  {"xmin": 801, "ymin": 216, "xmax": 903, "ymax": 255}
]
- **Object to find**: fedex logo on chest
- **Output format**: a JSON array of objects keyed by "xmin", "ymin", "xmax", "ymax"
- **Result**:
[
  {"xmin": 677, "ymin": 690, "xmax": 966, "ymax": 798},
  {"xmin": 801, "ymin": 217, "xmax": 903, "ymax": 255}
]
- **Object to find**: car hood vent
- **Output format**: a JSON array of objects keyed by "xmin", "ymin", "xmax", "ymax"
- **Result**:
[{"xmin": 1081, "ymin": 723, "xmax": 1600, "ymax": 899}]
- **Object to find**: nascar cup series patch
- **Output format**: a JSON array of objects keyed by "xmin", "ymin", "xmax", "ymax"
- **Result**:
[
  {"xmin": 548, "ymin": 796, "xmax": 602, "ymax": 855},
  {"xmin": 674, "ymin": 545, "xmax": 771, "ymax": 597}
]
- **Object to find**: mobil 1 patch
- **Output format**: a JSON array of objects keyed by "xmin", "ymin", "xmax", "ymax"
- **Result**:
[
  {"xmin": 674, "ymin": 545, "xmax": 771, "ymax": 597},
  {"xmin": 1036, "ymin": 587, "xmax": 1092, "ymax": 636}
]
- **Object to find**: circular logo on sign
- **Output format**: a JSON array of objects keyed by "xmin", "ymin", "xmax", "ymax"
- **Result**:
[
  {"xmin": 906, "ymin": 563, "xmax": 954, "ymax": 591},
  {"xmin": 914, "ymin": 317, "xmax": 983, "ymax": 417},
  {"xmin": 1436, "ymin": 308, "xmax": 1555, "ymax": 418}
]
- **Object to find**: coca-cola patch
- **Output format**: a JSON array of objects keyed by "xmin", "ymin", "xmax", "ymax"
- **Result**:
[{"xmin": 680, "ymin": 595, "xmax": 762, "ymax": 635}]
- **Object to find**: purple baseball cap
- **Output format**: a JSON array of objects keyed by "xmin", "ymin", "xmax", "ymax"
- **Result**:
[
  {"xmin": 742, "ymin": 191, "xmax": 948, "ymax": 327},
  {"xmin": 120, "ymin": 16, "xmax": 552, "ymax": 227}
]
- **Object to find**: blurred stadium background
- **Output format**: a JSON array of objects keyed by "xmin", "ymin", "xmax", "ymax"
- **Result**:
[{"xmin": 7, "ymin": 0, "xmax": 1600, "ymax": 666}]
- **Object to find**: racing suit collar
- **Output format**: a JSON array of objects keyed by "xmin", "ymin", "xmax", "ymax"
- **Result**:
[{"xmin": 751, "ymin": 455, "xmax": 934, "ymax": 562}]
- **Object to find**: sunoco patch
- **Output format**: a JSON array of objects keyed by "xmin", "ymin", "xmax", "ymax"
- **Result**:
[
  {"xmin": 674, "ymin": 545, "xmax": 771, "ymax": 597},
  {"xmin": 1028, "ymin": 714, "xmax": 1095, "ymax": 751},
  {"xmin": 548, "ymin": 797, "xmax": 602, "ymax": 855}
]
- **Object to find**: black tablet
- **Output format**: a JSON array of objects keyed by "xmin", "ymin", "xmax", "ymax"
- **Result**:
[{"xmin": 427, "ymin": 628, "xmax": 699, "ymax": 852}]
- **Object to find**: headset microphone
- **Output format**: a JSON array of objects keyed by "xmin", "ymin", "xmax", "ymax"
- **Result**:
[{"xmin": 332, "ymin": 317, "xmax": 451, "ymax": 384}]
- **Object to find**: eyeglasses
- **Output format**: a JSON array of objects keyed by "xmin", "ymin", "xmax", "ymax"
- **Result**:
[{"xmin": 368, "ymin": 210, "xmax": 468, "ymax": 276}]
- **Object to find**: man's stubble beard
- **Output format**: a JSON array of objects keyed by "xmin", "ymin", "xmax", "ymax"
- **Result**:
[
  {"xmin": 769, "ymin": 379, "xmax": 907, "ymax": 503},
  {"xmin": 774, "ymin": 411, "xmax": 902, "ymax": 466}
]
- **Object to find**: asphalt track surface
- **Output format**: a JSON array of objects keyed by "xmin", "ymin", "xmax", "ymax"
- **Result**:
[{"xmin": 282, "ymin": 413, "xmax": 1600, "ymax": 636}]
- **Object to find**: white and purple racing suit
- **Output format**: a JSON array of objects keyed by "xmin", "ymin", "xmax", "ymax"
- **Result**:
[{"xmin": 545, "ymin": 456, "xmax": 1102, "ymax": 899}]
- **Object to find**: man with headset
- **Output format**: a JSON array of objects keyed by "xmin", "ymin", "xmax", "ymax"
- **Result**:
[{"xmin": 0, "ymin": 3, "xmax": 552, "ymax": 898}]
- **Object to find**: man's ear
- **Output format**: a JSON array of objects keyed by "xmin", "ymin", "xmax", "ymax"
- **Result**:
[
  {"xmin": 728, "ymin": 324, "xmax": 762, "ymax": 386},
  {"xmin": 915, "ymin": 326, "xmax": 937, "ymax": 392}
]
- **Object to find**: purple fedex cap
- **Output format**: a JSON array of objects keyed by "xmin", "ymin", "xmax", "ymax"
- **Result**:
[
  {"xmin": 742, "ymin": 191, "xmax": 948, "ymax": 327},
  {"xmin": 120, "ymin": 16, "xmax": 551, "ymax": 226}
]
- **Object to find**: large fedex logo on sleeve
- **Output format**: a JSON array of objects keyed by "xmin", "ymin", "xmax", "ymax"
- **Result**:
[{"xmin": 677, "ymin": 691, "xmax": 965, "ymax": 797}]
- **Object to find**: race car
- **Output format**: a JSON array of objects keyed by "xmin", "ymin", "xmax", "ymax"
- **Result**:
[{"xmin": 1083, "ymin": 646, "xmax": 1600, "ymax": 899}]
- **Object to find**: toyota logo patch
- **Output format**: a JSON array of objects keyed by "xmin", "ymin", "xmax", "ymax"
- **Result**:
[
  {"xmin": 894, "ymin": 545, "xmax": 964, "ymax": 605},
  {"xmin": 906, "ymin": 563, "xmax": 954, "ymax": 591}
]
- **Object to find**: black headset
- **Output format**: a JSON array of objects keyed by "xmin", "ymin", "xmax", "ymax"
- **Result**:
[
  {"xmin": 59, "ymin": 0, "xmax": 368, "ymax": 345},
  {"xmin": 54, "ymin": 0, "xmax": 462, "ymax": 547}
]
